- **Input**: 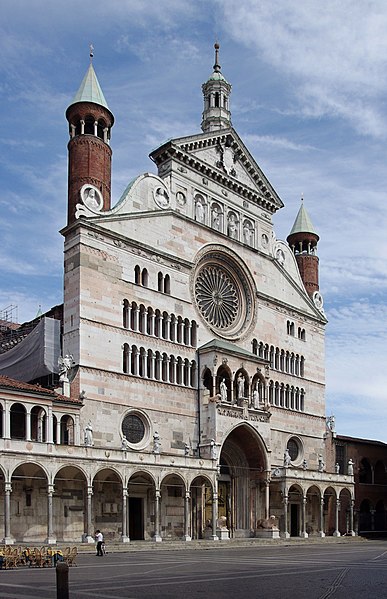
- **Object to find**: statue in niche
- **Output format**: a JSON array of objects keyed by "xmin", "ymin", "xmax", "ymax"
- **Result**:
[
  {"xmin": 335, "ymin": 463, "xmax": 340, "ymax": 474},
  {"xmin": 153, "ymin": 431, "xmax": 161, "ymax": 454},
  {"xmin": 252, "ymin": 384, "xmax": 259, "ymax": 409},
  {"xmin": 211, "ymin": 205, "xmax": 222, "ymax": 230},
  {"xmin": 348, "ymin": 459, "xmax": 354, "ymax": 476},
  {"xmin": 195, "ymin": 198, "xmax": 205, "ymax": 223},
  {"xmin": 84, "ymin": 421, "xmax": 93, "ymax": 446},
  {"xmin": 243, "ymin": 221, "xmax": 253, "ymax": 246},
  {"xmin": 220, "ymin": 378, "xmax": 228, "ymax": 402},
  {"xmin": 210, "ymin": 440, "xmax": 218, "ymax": 460},
  {"xmin": 318, "ymin": 454, "xmax": 325, "ymax": 472},
  {"xmin": 227, "ymin": 213, "xmax": 238, "ymax": 239},
  {"xmin": 237, "ymin": 373, "xmax": 245, "ymax": 399},
  {"xmin": 284, "ymin": 448, "xmax": 292, "ymax": 467}
]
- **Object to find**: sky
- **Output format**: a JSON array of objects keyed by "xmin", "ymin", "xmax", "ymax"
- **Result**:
[{"xmin": 1, "ymin": 0, "xmax": 387, "ymax": 442}]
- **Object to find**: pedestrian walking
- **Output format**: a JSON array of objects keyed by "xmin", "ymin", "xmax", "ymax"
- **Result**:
[{"xmin": 95, "ymin": 530, "xmax": 104, "ymax": 556}]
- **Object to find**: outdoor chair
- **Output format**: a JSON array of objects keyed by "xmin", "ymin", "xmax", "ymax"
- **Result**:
[{"xmin": 65, "ymin": 546, "xmax": 78, "ymax": 567}]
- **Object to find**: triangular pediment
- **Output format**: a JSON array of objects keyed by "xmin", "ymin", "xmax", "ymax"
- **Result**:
[{"xmin": 150, "ymin": 127, "xmax": 284, "ymax": 212}]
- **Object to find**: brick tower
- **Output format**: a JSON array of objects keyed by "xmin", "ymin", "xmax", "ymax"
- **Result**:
[
  {"xmin": 287, "ymin": 200, "xmax": 319, "ymax": 297},
  {"xmin": 65, "ymin": 53, "xmax": 114, "ymax": 225}
]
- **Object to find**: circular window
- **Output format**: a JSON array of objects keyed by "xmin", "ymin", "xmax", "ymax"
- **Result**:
[
  {"xmin": 195, "ymin": 266, "xmax": 239, "ymax": 329},
  {"xmin": 122, "ymin": 414, "xmax": 145, "ymax": 444},
  {"xmin": 192, "ymin": 246, "xmax": 255, "ymax": 339},
  {"xmin": 287, "ymin": 438, "xmax": 300, "ymax": 461}
]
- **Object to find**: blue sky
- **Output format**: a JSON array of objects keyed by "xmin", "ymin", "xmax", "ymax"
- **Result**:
[{"xmin": 1, "ymin": 0, "xmax": 387, "ymax": 442}]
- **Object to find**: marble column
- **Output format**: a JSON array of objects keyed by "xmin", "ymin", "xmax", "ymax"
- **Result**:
[
  {"xmin": 26, "ymin": 409, "xmax": 31, "ymax": 441},
  {"xmin": 264, "ymin": 478, "xmax": 270, "ymax": 520},
  {"xmin": 333, "ymin": 499, "xmax": 341, "ymax": 537},
  {"xmin": 183, "ymin": 492, "xmax": 191, "ymax": 541},
  {"xmin": 154, "ymin": 490, "xmax": 162, "ymax": 542},
  {"xmin": 211, "ymin": 492, "xmax": 219, "ymax": 541},
  {"xmin": 283, "ymin": 495, "xmax": 290, "ymax": 539},
  {"xmin": 149, "ymin": 313, "xmax": 155, "ymax": 336},
  {"xmin": 371, "ymin": 509, "xmax": 376, "ymax": 531},
  {"xmin": 301, "ymin": 496, "xmax": 308, "ymax": 538},
  {"xmin": 3, "ymin": 483, "xmax": 13, "ymax": 544},
  {"xmin": 319, "ymin": 497, "xmax": 325, "ymax": 537},
  {"xmin": 74, "ymin": 413, "xmax": 81, "ymax": 446},
  {"xmin": 47, "ymin": 406, "xmax": 53, "ymax": 444},
  {"xmin": 55, "ymin": 416, "xmax": 61, "ymax": 444},
  {"xmin": 121, "ymin": 489, "xmax": 130, "ymax": 543},
  {"xmin": 84, "ymin": 485, "xmax": 94, "ymax": 543},
  {"xmin": 133, "ymin": 307, "xmax": 140, "ymax": 332},
  {"xmin": 46, "ymin": 484, "xmax": 56, "ymax": 544},
  {"xmin": 2, "ymin": 402, "xmax": 9, "ymax": 439},
  {"xmin": 349, "ymin": 499, "xmax": 356, "ymax": 536}
]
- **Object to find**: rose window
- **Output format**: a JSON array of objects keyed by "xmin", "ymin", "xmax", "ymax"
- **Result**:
[
  {"xmin": 192, "ymin": 246, "xmax": 256, "ymax": 339},
  {"xmin": 195, "ymin": 266, "xmax": 239, "ymax": 329}
]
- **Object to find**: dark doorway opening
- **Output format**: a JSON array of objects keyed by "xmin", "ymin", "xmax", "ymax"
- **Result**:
[
  {"xmin": 129, "ymin": 497, "xmax": 143, "ymax": 540},
  {"xmin": 290, "ymin": 504, "xmax": 299, "ymax": 537}
]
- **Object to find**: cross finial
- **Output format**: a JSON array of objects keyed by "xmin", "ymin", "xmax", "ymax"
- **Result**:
[
  {"xmin": 214, "ymin": 41, "xmax": 221, "ymax": 72},
  {"xmin": 89, "ymin": 44, "xmax": 94, "ymax": 62}
]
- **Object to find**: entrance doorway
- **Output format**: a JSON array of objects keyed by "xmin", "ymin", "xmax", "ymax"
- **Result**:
[
  {"xmin": 219, "ymin": 425, "xmax": 267, "ymax": 537},
  {"xmin": 290, "ymin": 504, "xmax": 299, "ymax": 537},
  {"xmin": 129, "ymin": 497, "xmax": 143, "ymax": 540}
]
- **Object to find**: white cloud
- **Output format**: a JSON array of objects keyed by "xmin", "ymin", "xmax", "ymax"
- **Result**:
[
  {"xmin": 243, "ymin": 134, "xmax": 316, "ymax": 152},
  {"xmin": 219, "ymin": 0, "xmax": 387, "ymax": 137}
]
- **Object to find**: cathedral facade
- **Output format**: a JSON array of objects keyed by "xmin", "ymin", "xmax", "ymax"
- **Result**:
[{"xmin": 0, "ymin": 46, "xmax": 354, "ymax": 544}]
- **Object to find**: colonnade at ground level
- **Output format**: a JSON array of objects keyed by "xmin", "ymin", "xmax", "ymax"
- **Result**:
[
  {"xmin": 278, "ymin": 484, "xmax": 355, "ymax": 537},
  {"xmin": 0, "ymin": 461, "xmax": 356, "ymax": 544}
]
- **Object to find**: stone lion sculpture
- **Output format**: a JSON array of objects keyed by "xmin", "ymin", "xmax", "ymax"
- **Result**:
[
  {"xmin": 257, "ymin": 515, "xmax": 279, "ymax": 530},
  {"xmin": 217, "ymin": 515, "xmax": 228, "ymax": 529}
]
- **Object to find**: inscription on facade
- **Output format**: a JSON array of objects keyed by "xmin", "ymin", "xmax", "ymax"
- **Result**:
[{"xmin": 217, "ymin": 406, "xmax": 269, "ymax": 422}]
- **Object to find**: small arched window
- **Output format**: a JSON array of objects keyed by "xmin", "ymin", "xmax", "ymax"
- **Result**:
[
  {"xmin": 84, "ymin": 116, "xmax": 94, "ymax": 135},
  {"xmin": 142, "ymin": 268, "xmax": 149, "ymax": 287},
  {"xmin": 158, "ymin": 272, "xmax": 163, "ymax": 292},
  {"xmin": 164, "ymin": 274, "xmax": 170, "ymax": 294}
]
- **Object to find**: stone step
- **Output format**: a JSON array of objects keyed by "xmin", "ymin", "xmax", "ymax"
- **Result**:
[{"xmin": 68, "ymin": 535, "xmax": 366, "ymax": 554}]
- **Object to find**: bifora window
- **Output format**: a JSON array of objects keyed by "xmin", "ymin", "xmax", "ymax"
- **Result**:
[
  {"xmin": 122, "ymin": 414, "xmax": 145, "ymax": 444},
  {"xmin": 287, "ymin": 438, "xmax": 299, "ymax": 461}
]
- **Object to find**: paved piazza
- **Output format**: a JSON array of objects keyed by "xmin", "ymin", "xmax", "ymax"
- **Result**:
[{"xmin": 1, "ymin": 541, "xmax": 387, "ymax": 599}]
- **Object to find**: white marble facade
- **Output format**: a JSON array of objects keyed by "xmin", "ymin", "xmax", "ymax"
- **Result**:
[{"xmin": 0, "ymin": 52, "xmax": 354, "ymax": 545}]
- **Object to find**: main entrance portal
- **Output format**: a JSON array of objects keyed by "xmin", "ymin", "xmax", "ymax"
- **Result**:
[{"xmin": 219, "ymin": 424, "xmax": 268, "ymax": 538}]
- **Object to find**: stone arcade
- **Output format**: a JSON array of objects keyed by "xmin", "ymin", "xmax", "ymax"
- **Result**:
[{"xmin": 0, "ymin": 45, "xmax": 354, "ymax": 544}]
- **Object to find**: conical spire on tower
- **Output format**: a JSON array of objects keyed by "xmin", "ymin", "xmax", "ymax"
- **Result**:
[
  {"xmin": 201, "ymin": 42, "xmax": 232, "ymax": 132},
  {"xmin": 287, "ymin": 199, "xmax": 320, "ymax": 297},
  {"xmin": 288, "ymin": 199, "xmax": 319, "ymax": 241},
  {"xmin": 71, "ymin": 63, "xmax": 110, "ymax": 111}
]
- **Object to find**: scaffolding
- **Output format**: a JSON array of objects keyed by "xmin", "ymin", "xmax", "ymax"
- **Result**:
[{"xmin": 0, "ymin": 304, "xmax": 18, "ymax": 330}]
